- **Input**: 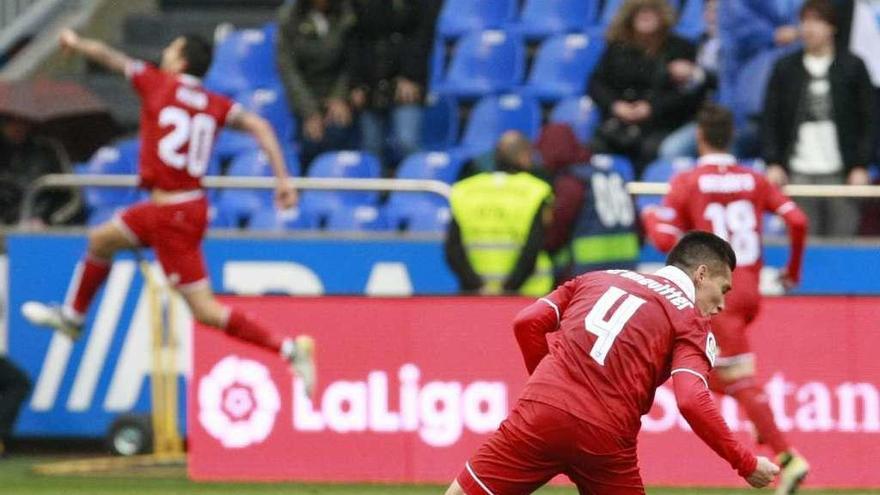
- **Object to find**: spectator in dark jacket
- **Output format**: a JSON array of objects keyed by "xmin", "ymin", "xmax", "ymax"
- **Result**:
[
  {"xmin": 277, "ymin": 0, "xmax": 357, "ymax": 167},
  {"xmin": 762, "ymin": 0, "xmax": 876, "ymax": 236},
  {"xmin": 0, "ymin": 117, "xmax": 79, "ymax": 226},
  {"xmin": 589, "ymin": 0, "xmax": 703, "ymax": 175},
  {"xmin": 348, "ymin": 0, "xmax": 441, "ymax": 172}
]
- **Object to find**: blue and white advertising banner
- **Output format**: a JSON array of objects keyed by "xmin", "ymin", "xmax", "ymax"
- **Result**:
[{"xmin": 6, "ymin": 233, "xmax": 880, "ymax": 437}]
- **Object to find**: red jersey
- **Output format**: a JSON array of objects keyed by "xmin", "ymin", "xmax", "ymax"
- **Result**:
[
  {"xmin": 643, "ymin": 153, "xmax": 808, "ymax": 285},
  {"xmin": 520, "ymin": 267, "xmax": 717, "ymax": 438},
  {"xmin": 127, "ymin": 61, "xmax": 239, "ymax": 191}
]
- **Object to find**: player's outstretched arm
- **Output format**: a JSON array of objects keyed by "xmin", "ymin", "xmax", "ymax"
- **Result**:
[
  {"xmin": 59, "ymin": 29, "xmax": 132, "ymax": 75},
  {"xmin": 672, "ymin": 371, "xmax": 779, "ymax": 487},
  {"xmin": 228, "ymin": 110, "xmax": 297, "ymax": 209}
]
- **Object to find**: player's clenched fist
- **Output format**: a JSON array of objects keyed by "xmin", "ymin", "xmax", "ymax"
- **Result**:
[
  {"xmin": 746, "ymin": 456, "xmax": 780, "ymax": 488},
  {"xmin": 59, "ymin": 28, "xmax": 80, "ymax": 50}
]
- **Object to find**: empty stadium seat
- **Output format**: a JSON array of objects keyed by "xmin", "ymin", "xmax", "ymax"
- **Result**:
[
  {"xmin": 80, "ymin": 138, "xmax": 141, "ymax": 210},
  {"xmin": 587, "ymin": 0, "xmax": 624, "ymax": 33},
  {"xmin": 421, "ymin": 94, "xmax": 460, "ymax": 150},
  {"xmin": 436, "ymin": 0, "xmax": 517, "ymax": 39},
  {"xmin": 675, "ymin": 0, "xmax": 706, "ymax": 41},
  {"xmin": 508, "ymin": 0, "xmax": 600, "ymax": 40},
  {"xmin": 733, "ymin": 47, "xmax": 794, "ymax": 124},
  {"xmin": 204, "ymin": 24, "xmax": 280, "ymax": 96},
  {"xmin": 550, "ymin": 96, "xmax": 602, "ymax": 144},
  {"xmin": 636, "ymin": 157, "xmax": 696, "ymax": 210},
  {"xmin": 397, "ymin": 151, "xmax": 466, "ymax": 184},
  {"xmin": 436, "ymin": 30, "xmax": 525, "ymax": 99},
  {"xmin": 325, "ymin": 206, "xmax": 390, "ymax": 232},
  {"xmin": 214, "ymin": 147, "xmax": 300, "ymax": 226},
  {"xmin": 386, "ymin": 203, "xmax": 451, "ymax": 233},
  {"xmin": 456, "ymin": 94, "xmax": 541, "ymax": 157},
  {"xmin": 248, "ymin": 207, "xmax": 319, "ymax": 231},
  {"xmin": 298, "ymin": 151, "xmax": 382, "ymax": 223},
  {"xmin": 213, "ymin": 85, "xmax": 297, "ymax": 160},
  {"xmin": 520, "ymin": 34, "xmax": 604, "ymax": 102}
]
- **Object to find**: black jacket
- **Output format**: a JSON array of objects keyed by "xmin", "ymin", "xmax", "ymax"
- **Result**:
[
  {"xmin": 348, "ymin": 0, "xmax": 441, "ymax": 109},
  {"xmin": 589, "ymin": 35, "xmax": 702, "ymax": 132},
  {"xmin": 762, "ymin": 49, "xmax": 876, "ymax": 173}
]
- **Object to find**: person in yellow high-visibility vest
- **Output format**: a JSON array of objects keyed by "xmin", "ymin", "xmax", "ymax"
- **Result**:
[{"xmin": 445, "ymin": 131, "xmax": 554, "ymax": 296}]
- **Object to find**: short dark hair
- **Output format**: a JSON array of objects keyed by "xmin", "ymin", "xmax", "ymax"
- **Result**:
[
  {"xmin": 697, "ymin": 103, "xmax": 734, "ymax": 151},
  {"xmin": 800, "ymin": 0, "xmax": 837, "ymax": 27},
  {"xmin": 181, "ymin": 34, "xmax": 213, "ymax": 78},
  {"xmin": 666, "ymin": 231, "xmax": 737, "ymax": 274}
]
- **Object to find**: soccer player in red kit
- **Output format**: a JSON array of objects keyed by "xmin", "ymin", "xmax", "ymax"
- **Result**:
[
  {"xmin": 642, "ymin": 105, "xmax": 809, "ymax": 494},
  {"xmin": 447, "ymin": 231, "xmax": 780, "ymax": 495},
  {"xmin": 21, "ymin": 29, "xmax": 316, "ymax": 394}
]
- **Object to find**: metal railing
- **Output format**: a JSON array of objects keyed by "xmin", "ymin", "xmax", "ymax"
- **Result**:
[
  {"xmin": 20, "ymin": 174, "xmax": 454, "ymax": 223},
  {"xmin": 20, "ymin": 173, "xmax": 880, "ymax": 225}
]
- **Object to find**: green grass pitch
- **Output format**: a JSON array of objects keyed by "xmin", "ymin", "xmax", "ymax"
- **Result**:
[{"xmin": 2, "ymin": 457, "xmax": 878, "ymax": 495}]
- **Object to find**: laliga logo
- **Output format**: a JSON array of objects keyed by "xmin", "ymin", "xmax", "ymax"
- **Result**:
[{"xmin": 198, "ymin": 356, "xmax": 281, "ymax": 448}]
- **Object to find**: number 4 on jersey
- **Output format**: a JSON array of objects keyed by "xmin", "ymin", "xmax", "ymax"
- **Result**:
[{"xmin": 584, "ymin": 286, "xmax": 646, "ymax": 365}]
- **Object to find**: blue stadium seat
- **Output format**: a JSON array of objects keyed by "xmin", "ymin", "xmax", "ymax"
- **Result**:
[
  {"xmin": 421, "ymin": 93, "xmax": 460, "ymax": 150},
  {"xmin": 675, "ymin": 0, "xmax": 706, "ymax": 41},
  {"xmin": 550, "ymin": 96, "xmax": 602, "ymax": 144},
  {"xmin": 508, "ymin": 0, "xmax": 600, "ymax": 40},
  {"xmin": 204, "ymin": 24, "xmax": 280, "ymax": 96},
  {"xmin": 589, "ymin": 0, "xmax": 624, "ymax": 30},
  {"xmin": 214, "ymin": 148, "xmax": 300, "ymax": 226},
  {"xmin": 436, "ymin": 30, "xmax": 525, "ymax": 99},
  {"xmin": 636, "ymin": 157, "xmax": 696, "ymax": 210},
  {"xmin": 428, "ymin": 40, "xmax": 446, "ymax": 93},
  {"xmin": 733, "ymin": 47, "xmax": 793, "ymax": 125},
  {"xmin": 397, "ymin": 151, "xmax": 466, "ymax": 184},
  {"xmin": 235, "ymin": 86, "xmax": 297, "ymax": 141},
  {"xmin": 248, "ymin": 207, "xmax": 319, "ymax": 231},
  {"xmin": 437, "ymin": 0, "xmax": 517, "ymax": 40},
  {"xmin": 325, "ymin": 206, "xmax": 390, "ymax": 232},
  {"xmin": 521, "ymin": 34, "xmax": 605, "ymax": 102},
  {"xmin": 407, "ymin": 205, "xmax": 452, "ymax": 233},
  {"xmin": 299, "ymin": 151, "xmax": 382, "ymax": 223},
  {"xmin": 456, "ymin": 94, "xmax": 541, "ymax": 157},
  {"xmin": 81, "ymin": 138, "xmax": 141, "ymax": 210}
]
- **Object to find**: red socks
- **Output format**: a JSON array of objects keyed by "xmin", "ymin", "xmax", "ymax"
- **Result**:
[
  {"xmin": 224, "ymin": 308, "xmax": 283, "ymax": 354},
  {"xmin": 64, "ymin": 255, "xmax": 111, "ymax": 322},
  {"xmin": 728, "ymin": 378, "xmax": 791, "ymax": 455}
]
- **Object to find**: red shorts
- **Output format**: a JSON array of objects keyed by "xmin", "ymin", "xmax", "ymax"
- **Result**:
[
  {"xmin": 712, "ymin": 269, "xmax": 761, "ymax": 362},
  {"xmin": 115, "ymin": 194, "xmax": 209, "ymax": 290},
  {"xmin": 457, "ymin": 399, "xmax": 643, "ymax": 495}
]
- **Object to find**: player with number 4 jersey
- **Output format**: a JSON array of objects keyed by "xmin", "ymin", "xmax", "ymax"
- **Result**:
[
  {"xmin": 21, "ymin": 30, "xmax": 317, "ymax": 397},
  {"xmin": 642, "ymin": 105, "xmax": 809, "ymax": 495},
  {"xmin": 446, "ymin": 232, "xmax": 780, "ymax": 495}
]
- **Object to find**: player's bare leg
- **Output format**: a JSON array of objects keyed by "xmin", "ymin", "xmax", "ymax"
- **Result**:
[
  {"xmin": 22, "ymin": 221, "xmax": 136, "ymax": 339},
  {"xmin": 181, "ymin": 285, "xmax": 316, "ymax": 397},
  {"xmin": 444, "ymin": 480, "xmax": 465, "ymax": 495},
  {"xmin": 714, "ymin": 359, "xmax": 809, "ymax": 495}
]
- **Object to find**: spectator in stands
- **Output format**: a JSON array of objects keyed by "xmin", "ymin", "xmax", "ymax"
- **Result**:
[
  {"xmin": 276, "ymin": 0, "xmax": 357, "ymax": 168},
  {"xmin": 0, "ymin": 356, "xmax": 30, "ymax": 457},
  {"xmin": 657, "ymin": 0, "xmax": 720, "ymax": 159},
  {"xmin": 589, "ymin": 0, "xmax": 703, "ymax": 176},
  {"xmin": 536, "ymin": 123, "xmax": 639, "ymax": 285},
  {"xmin": 445, "ymin": 131, "xmax": 553, "ymax": 296},
  {"xmin": 762, "ymin": 0, "xmax": 875, "ymax": 237},
  {"xmin": 348, "ymin": 0, "xmax": 441, "ymax": 173},
  {"xmin": 0, "ymin": 117, "xmax": 79, "ymax": 226}
]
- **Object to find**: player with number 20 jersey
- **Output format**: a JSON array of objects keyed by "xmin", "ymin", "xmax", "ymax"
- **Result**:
[
  {"xmin": 446, "ymin": 232, "xmax": 780, "ymax": 495},
  {"xmin": 22, "ymin": 30, "xmax": 317, "ymax": 397}
]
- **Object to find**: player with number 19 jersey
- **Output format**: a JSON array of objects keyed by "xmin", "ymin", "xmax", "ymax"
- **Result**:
[{"xmin": 128, "ymin": 60, "xmax": 238, "ymax": 191}]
